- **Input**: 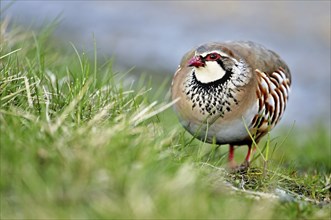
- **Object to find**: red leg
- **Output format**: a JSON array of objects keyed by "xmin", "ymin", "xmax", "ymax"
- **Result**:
[
  {"xmin": 245, "ymin": 145, "xmax": 252, "ymax": 162},
  {"xmin": 245, "ymin": 145, "xmax": 256, "ymax": 163},
  {"xmin": 229, "ymin": 145, "xmax": 235, "ymax": 162},
  {"xmin": 241, "ymin": 144, "xmax": 256, "ymax": 169},
  {"xmin": 228, "ymin": 145, "xmax": 236, "ymax": 168}
]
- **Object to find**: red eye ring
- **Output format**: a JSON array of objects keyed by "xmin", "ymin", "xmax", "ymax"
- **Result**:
[{"xmin": 205, "ymin": 53, "xmax": 221, "ymax": 61}]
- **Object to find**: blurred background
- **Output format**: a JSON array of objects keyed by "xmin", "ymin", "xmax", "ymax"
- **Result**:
[{"xmin": 2, "ymin": 1, "xmax": 330, "ymax": 130}]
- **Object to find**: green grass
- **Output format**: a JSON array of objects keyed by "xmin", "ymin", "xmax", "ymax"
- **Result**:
[{"xmin": 1, "ymin": 20, "xmax": 330, "ymax": 219}]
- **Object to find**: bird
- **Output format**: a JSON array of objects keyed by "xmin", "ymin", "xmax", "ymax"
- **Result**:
[{"xmin": 171, "ymin": 41, "xmax": 291, "ymax": 170}]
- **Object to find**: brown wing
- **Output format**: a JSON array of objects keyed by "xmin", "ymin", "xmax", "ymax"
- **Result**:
[
  {"xmin": 220, "ymin": 41, "xmax": 292, "ymax": 84},
  {"xmin": 250, "ymin": 67, "xmax": 291, "ymax": 142}
]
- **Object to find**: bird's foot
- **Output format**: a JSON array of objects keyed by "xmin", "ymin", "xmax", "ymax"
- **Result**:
[{"xmin": 228, "ymin": 160, "xmax": 250, "ymax": 173}]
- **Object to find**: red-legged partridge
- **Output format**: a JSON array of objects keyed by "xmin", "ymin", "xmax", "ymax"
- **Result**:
[{"xmin": 171, "ymin": 41, "xmax": 291, "ymax": 170}]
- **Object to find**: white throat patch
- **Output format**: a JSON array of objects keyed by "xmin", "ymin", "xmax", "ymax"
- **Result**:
[{"xmin": 194, "ymin": 61, "xmax": 226, "ymax": 83}]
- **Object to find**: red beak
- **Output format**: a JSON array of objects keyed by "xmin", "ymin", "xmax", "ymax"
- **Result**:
[{"xmin": 188, "ymin": 56, "xmax": 205, "ymax": 68}]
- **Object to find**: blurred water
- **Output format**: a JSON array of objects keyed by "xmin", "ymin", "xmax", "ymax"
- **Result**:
[{"xmin": 2, "ymin": 1, "xmax": 330, "ymax": 129}]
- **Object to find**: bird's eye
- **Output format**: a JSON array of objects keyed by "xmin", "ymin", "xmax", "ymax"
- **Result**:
[{"xmin": 206, "ymin": 53, "xmax": 220, "ymax": 61}]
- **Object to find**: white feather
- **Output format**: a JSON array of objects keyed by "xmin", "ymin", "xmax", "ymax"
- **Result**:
[
  {"xmin": 199, "ymin": 50, "xmax": 229, "ymax": 57},
  {"xmin": 211, "ymin": 102, "xmax": 258, "ymax": 143},
  {"xmin": 194, "ymin": 61, "xmax": 226, "ymax": 83}
]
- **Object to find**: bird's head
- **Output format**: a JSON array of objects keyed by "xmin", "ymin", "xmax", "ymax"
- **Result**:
[{"xmin": 188, "ymin": 46, "xmax": 243, "ymax": 85}]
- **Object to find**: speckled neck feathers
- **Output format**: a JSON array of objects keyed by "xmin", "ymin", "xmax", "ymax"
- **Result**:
[{"xmin": 184, "ymin": 60, "xmax": 250, "ymax": 118}]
